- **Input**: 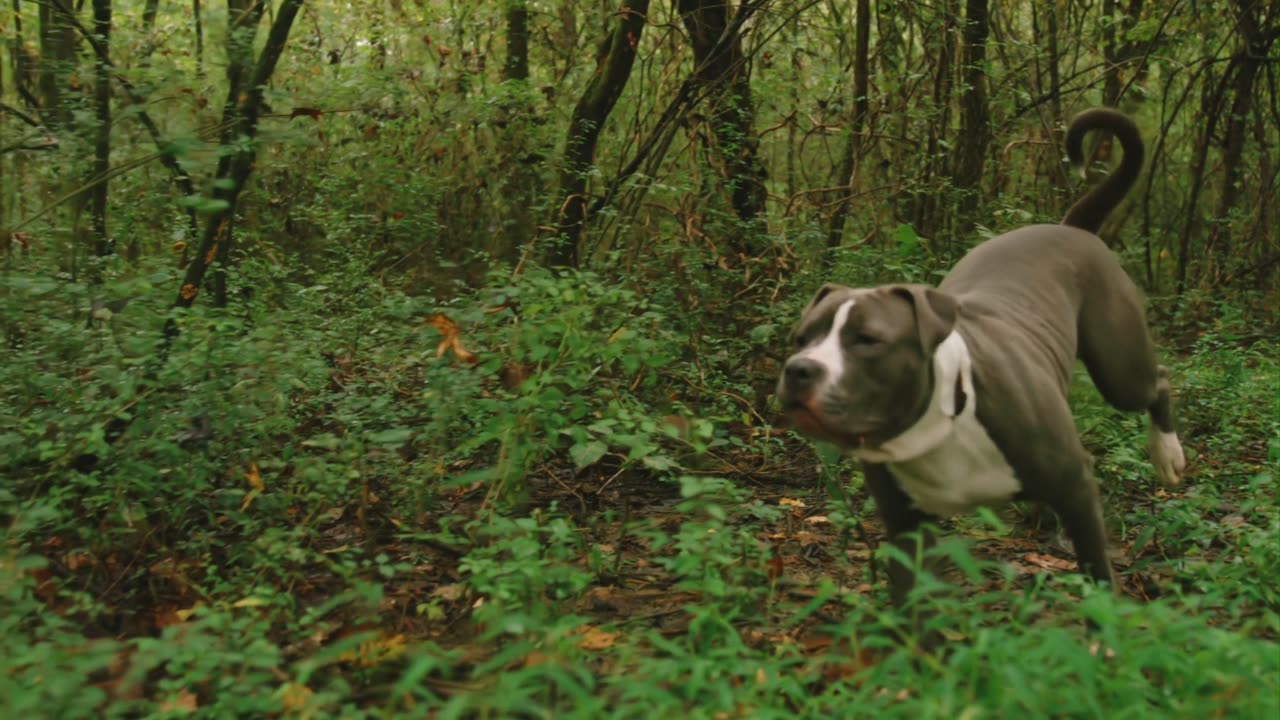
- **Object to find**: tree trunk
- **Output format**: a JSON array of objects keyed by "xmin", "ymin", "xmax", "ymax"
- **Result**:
[
  {"xmin": 209, "ymin": 0, "xmax": 267, "ymax": 307},
  {"xmin": 550, "ymin": 0, "xmax": 650, "ymax": 269},
  {"xmin": 503, "ymin": 0, "xmax": 530, "ymax": 82},
  {"xmin": 825, "ymin": 0, "xmax": 871, "ymax": 260},
  {"xmin": 194, "ymin": 0, "xmax": 204, "ymax": 77},
  {"xmin": 951, "ymin": 0, "xmax": 990, "ymax": 233},
  {"xmin": 90, "ymin": 0, "xmax": 112, "ymax": 258},
  {"xmin": 1208, "ymin": 0, "xmax": 1276, "ymax": 281},
  {"xmin": 37, "ymin": 0, "xmax": 76, "ymax": 128},
  {"xmin": 48, "ymin": 0, "xmax": 200, "ymax": 244},
  {"xmin": 677, "ymin": 0, "xmax": 768, "ymax": 231},
  {"xmin": 913, "ymin": 0, "xmax": 958, "ymax": 240},
  {"xmin": 167, "ymin": 0, "xmax": 304, "ymax": 326},
  {"xmin": 142, "ymin": 0, "xmax": 159, "ymax": 31},
  {"xmin": 1102, "ymin": 0, "xmax": 1144, "ymax": 107}
]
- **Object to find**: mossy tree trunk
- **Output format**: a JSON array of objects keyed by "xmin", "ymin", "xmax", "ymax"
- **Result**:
[
  {"xmin": 167, "ymin": 0, "xmax": 305, "ymax": 332},
  {"xmin": 550, "ymin": 0, "xmax": 650, "ymax": 269},
  {"xmin": 677, "ymin": 0, "xmax": 768, "ymax": 234}
]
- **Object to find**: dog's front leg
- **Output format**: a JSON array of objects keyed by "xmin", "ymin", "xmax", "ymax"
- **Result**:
[
  {"xmin": 1045, "ymin": 470, "xmax": 1117, "ymax": 587},
  {"xmin": 864, "ymin": 463, "xmax": 943, "ymax": 648}
]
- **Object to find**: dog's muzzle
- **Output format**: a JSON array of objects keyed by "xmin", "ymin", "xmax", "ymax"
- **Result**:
[
  {"xmin": 777, "ymin": 357, "xmax": 835, "ymax": 437},
  {"xmin": 780, "ymin": 357, "xmax": 826, "ymax": 400}
]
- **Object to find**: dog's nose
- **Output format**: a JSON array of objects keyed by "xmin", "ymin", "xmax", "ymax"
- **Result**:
[{"xmin": 783, "ymin": 357, "xmax": 825, "ymax": 392}]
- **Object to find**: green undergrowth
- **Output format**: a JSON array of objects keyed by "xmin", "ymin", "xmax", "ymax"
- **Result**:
[{"xmin": 2, "ymin": 254, "xmax": 1277, "ymax": 717}]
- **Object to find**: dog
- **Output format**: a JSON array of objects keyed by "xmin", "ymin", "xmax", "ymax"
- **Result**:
[{"xmin": 776, "ymin": 108, "xmax": 1186, "ymax": 639}]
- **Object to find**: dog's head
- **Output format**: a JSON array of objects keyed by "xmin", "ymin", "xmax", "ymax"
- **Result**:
[{"xmin": 776, "ymin": 283, "xmax": 958, "ymax": 451}]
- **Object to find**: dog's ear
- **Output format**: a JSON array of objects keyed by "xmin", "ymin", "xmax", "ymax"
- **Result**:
[
  {"xmin": 804, "ymin": 283, "xmax": 847, "ymax": 313},
  {"xmin": 890, "ymin": 285, "xmax": 958, "ymax": 353}
]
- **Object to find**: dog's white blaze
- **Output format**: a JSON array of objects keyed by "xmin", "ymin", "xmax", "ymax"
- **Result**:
[
  {"xmin": 1147, "ymin": 426, "xmax": 1186, "ymax": 487},
  {"xmin": 798, "ymin": 299, "xmax": 857, "ymax": 391},
  {"xmin": 851, "ymin": 331, "xmax": 1021, "ymax": 517}
]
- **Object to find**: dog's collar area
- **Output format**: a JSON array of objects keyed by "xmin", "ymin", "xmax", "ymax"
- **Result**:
[{"xmin": 848, "ymin": 331, "xmax": 975, "ymax": 463}]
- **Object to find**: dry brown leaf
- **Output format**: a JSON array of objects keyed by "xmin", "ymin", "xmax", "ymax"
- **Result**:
[
  {"xmin": 577, "ymin": 626, "xmax": 619, "ymax": 651},
  {"xmin": 338, "ymin": 633, "xmax": 409, "ymax": 668},
  {"xmin": 158, "ymin": 689, "xmax": 199, "ymax": 713},
  {"xmin": 279, "ymin": 682, "xmax": 314, "ymax": 712},
  {"xmin": 427, "ymin": 314, "xmax": 479, "ymax": 364},
  {"xmin": 1023, "ymin": 553, "xmax": 1077, "ymax": 572},
  {"xmin": 432, "ymin": 584, "xmax": 465, "ymax": 601}
]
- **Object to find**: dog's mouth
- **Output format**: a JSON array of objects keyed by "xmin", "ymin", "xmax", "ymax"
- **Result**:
[{"xmin": 782, "ymin": 403, "xmax": 877, "ymax": 449}]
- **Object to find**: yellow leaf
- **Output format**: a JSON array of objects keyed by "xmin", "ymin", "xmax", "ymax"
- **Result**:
[
  {"xmin": 175, "ymin": 603, "xmax": 203, "ymax": 621},
  {"xmin": 233, "ymin": 597, "xmax": 269, "ymax": 608},
  {"xmin": 279, "ymin": 682, "xmax": 314, "ymax": 712},
  {"xmin": 341, "ymin": 633, "xmax": 409, "ymax": 668},
  {"xmin": 245, "ymin": 463, "xmax": 264, "ymax": 492}
]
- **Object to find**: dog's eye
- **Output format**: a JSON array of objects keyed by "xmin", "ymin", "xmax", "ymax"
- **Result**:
[{"xmin": 851, "ymin": 333, "xmax": 881, "ymax": 347}]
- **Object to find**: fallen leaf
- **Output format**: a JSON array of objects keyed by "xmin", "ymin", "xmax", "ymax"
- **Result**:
[
  {"xmin": 289, "ymin": 107, "xmax": 324, "ymax": 121},
  {"xmin": 767, "ymin": 553, "xmax": 785, "ymax": 582},
  {"xmin": 578, "ymin": 626, "xmax": 619, "ymax": 651},
  {"xmin": 432, "ymin": 584, "xmax": 465, "ymax": 601},
  {"xmin": 779, "ymin": 497, "xmax": 806, "ymax": 509},
  {"xmin": 241, "ymin": 466, "xmax": 264, "ymax": 511},
  {"xmin": 426, "ymin": 314, "xmax": 478, "ymax": 364},
  {"xmin": 64, "ymin": 551, "xmax": 95, "ymax": 570},
  {"xmin": 245, "ymin": 463, "xmax": 264, "ymax": 492},
  {"xmin": 279, "ymin": 683, "xmax": 314, "ymax": 712},
  {"xmin": 1023, "ymin": 553, "xmax": 1077, "ymax": 572},
  {"xmin": 158, "ymin": 689, "xmax": 198, "ymax": 713}
]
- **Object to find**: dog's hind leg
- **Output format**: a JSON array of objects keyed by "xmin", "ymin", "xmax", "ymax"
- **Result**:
[
  {"xmin": 1077, "ymin": 280, "xmax": 1186, "ymax": 486},
  {"xmin": 1145, "ymin": 365, "xmax": 1186, "ymax": 486}
]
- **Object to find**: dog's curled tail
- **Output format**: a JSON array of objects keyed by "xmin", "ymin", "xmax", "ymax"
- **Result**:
[{"xmin": 1061, "ymin": 108, "xmax": 1145, "ymax": 234}]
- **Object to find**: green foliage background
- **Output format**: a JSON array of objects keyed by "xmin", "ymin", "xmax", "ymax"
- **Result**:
[{"xmin": 2, "ymin": 0, "xmax": 1278, "ymax": 716}]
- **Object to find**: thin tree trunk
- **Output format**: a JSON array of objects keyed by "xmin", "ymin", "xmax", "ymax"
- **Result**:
[
  {"xmin": 1102, "ymin": 0, "xmax": 1144, "ymax": 107},
  {"xmin": 503, "ymin": 0, "xmax": 529, "ymax": 82},
  {"xmin": 677, "ymin": 0, "xmax": 768, "ymax": 230},
  {"xmin": 497, "ymin": 0, "xmax": 534, "ymax": 264},
  {"xmin": 91, "ymin": 0, "xmax": 112, "ymax": 258},
  {"xmin": 951, "ymin": 0, "xmax": 990, "ymax": 233},
  {"xmin": 209, "ymin": 0, "xmax": 266, "ymax": 307},
  {"xmin": 825, "ymin": 0, "xmax": 871, "ymax": 260},
  {"xmin": 167, "ymin": 0, "xmax": 304, "ymax": 324},
  {"xmin": 142, "ymin": 0, "xmax": 159, "ymax": 31},
  {"xmin": 550, "ymin": 0, "xmax": 650, "ymax": 269},
  {"xmin": 194, "ymin": 0, "xmax": 204, "ymax": 77},
  {"xmin": 914, "ymin": 0, "xmax": 958, "ymax": 240},
  {"xmin": 1208, "ymin": 0, "xmax": 1276, "ymax": 279},
  {"xmin": 48, "ymin": 0, "xmax": 199, "ymax": 240},
  {"xmin": 37, "ymin": 0, "xmax": 76, "ymax": 128}
]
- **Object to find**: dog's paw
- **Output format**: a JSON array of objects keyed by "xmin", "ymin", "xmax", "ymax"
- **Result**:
[{"xmin": 1147, "ymin": 426, "xmax": 1186, "ymax": 487}]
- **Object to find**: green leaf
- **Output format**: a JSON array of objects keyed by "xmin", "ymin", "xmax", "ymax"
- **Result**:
[
  {"xmin": 301, "ymin": 433, "xmax": 342, "ymax": 449},
  {"xmin": 570, "ymin": 440, "xmax": 608, "ymax": 470},
  {"xmin": 368, "ymin": 428, "xmax": 413, "ymax": 445}
]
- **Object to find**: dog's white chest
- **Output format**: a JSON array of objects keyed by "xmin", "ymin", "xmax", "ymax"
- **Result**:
[
  {"xmin": 885, "ymin": 416, "xmax": 1020, "ymax": 517},
  {"xmin": 848, "ymin": 331, "xmax": 1021, "ymax": 517}
]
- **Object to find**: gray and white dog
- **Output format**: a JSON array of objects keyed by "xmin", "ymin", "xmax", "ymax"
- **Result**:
[{"xmin": 776, "ymin": 108, "xmax": 1186, "ymax": 631}]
